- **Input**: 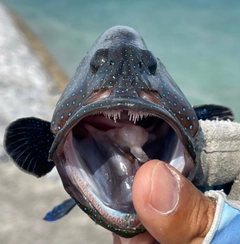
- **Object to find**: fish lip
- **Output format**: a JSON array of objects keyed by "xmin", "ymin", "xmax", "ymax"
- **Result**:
[{"xmin": 49, "ymin": 97, "xmax": 196, "ymax": 160}]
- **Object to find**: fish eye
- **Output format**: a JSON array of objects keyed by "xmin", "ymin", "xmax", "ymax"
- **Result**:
[
  {"xmin": 142, "ymin": 51, "xmax": 157, "ymax": 75},
  {"xmin": 148, "ymin": 62, "xmax": 157, "ymax": 75},
  {"xmin": 90, "ymin": 49, "xmax": 109, "ymax": 73},
  {"xmin": 90, "ymin": 62, "xmax": 99, "ymax": 73}
]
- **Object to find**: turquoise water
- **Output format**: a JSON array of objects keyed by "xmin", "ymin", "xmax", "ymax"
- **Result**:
[{"xmin": 2, "ymin": 0, "xmax": 240, "ymax": 120}]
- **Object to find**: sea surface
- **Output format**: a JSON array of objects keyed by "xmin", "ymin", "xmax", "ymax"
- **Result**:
[{"xmin": 2, "ymin": 0, "xmax": 240, "ymax": 120}]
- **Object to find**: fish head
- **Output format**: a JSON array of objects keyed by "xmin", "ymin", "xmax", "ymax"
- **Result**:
[{"xmin": 49, "ymin": 26, "xmax": 199, "ymax": 237}]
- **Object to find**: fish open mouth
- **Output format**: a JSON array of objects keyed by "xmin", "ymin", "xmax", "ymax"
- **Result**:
[{"xmin": 55, "ymin": 107, "xmax": 195, "ymax": 233}]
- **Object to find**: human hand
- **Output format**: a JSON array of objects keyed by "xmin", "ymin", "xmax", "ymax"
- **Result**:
[{"xmin": 113, "ymin": 160, "xmax": 216, "ymax": 244}]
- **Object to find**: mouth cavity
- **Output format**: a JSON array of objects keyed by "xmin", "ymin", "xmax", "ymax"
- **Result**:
[{"xmin": 62, "ymin": 110, "xmax": 194, "ymax": 218}]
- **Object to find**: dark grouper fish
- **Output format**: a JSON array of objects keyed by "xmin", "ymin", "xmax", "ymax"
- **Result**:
[{"xmin": 4, "ymin": 26, "xmax": 234, "ymax": 238}]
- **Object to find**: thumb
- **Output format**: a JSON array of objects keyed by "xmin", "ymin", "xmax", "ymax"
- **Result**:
[{"xmin": 132, "ymin": 160, "xmax": 216, "ymax": 244}]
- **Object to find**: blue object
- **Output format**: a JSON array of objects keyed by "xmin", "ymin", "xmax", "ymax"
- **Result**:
[{"xmin": 44, "ymin": 198, "xmax": 76, "ymax": 221}]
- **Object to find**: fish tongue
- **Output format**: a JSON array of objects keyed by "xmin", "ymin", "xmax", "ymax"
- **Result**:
[
  {"xmin": 105, "ymin": 124, "xmax": 150, "ymax": 162},
  {"xmin": 85, "ymin": 123, "xmax": 150, "ymax": 163}
]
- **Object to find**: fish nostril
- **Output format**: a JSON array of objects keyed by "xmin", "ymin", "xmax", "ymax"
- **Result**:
[{"xmin": 109, "ymin": 60, "xmax": 115, "ymax": 66}]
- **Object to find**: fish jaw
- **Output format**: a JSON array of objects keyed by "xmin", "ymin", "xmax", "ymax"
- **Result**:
[{"xmin": 49, "ymin": 96, "xmax": 196, "ymax": 237}]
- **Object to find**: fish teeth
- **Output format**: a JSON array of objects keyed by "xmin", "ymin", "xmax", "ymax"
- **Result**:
[
  {"xmin": 128, "ymin": 111, "xmax": 132, "ymax": 122},
  {"xmin": 117, "ymin": 111, "xmax": 121, "ymax": 120},
  {"xmin": 128, "ymin": 111, "xmax": 142, "ymax": 124},
  {"xmin": 102, "ymin": 110, "xmax": 122, "ymax": 123},
  {"xmin": 133, "ymin": 112, "xmax": 138, "ymax": 124},
  {"xmin": 100, "ymin": 110, "xmax": 154, "ymax": 123},
  {"xmin": 113, "ymin": 113, "xmax": 118, "ymax": 123}
]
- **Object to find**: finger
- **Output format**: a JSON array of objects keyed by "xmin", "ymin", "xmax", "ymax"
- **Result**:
[{"xmin": 132, "ymin": 160, "xmax": 216, "ymax": 244}]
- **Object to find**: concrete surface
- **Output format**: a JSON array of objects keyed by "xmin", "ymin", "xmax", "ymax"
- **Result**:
[{"xmin": 0, "ymin": 3, "xmax": 112, "ymax": 243}]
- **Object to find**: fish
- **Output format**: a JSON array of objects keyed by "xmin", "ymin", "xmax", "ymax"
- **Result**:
[{"xmin": 4, "ymin": 26, "xmax": 234, "ymax": 238}]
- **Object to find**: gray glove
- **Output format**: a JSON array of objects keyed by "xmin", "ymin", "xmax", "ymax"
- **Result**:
[{"xmin": 189, "ymin": 119, "xmax": 240, "ymax": 200}]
